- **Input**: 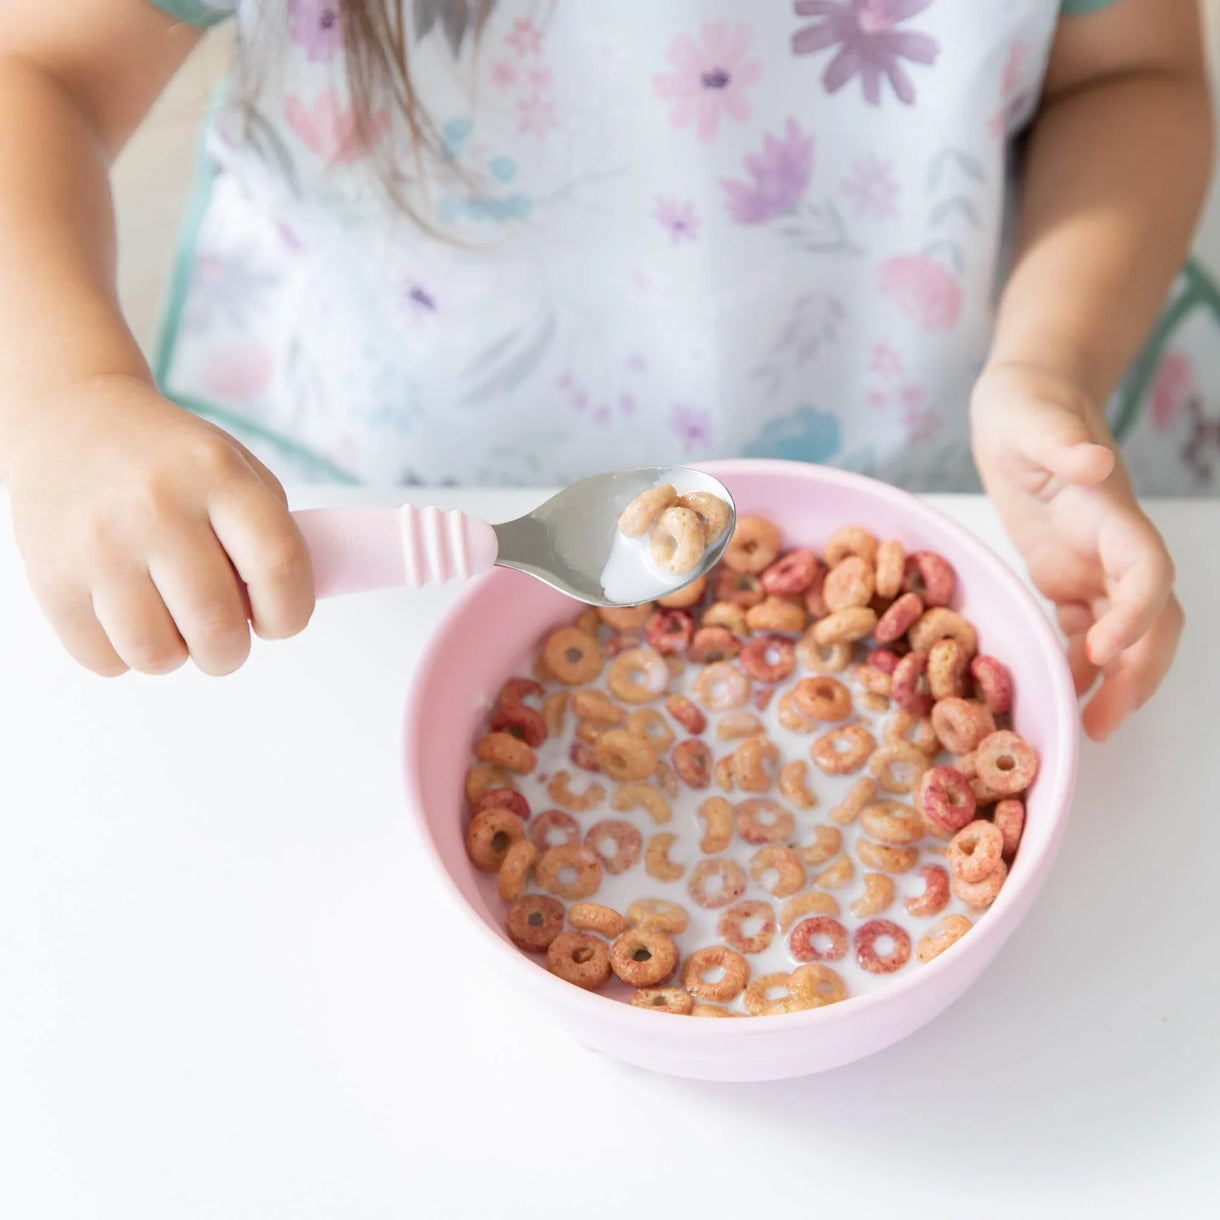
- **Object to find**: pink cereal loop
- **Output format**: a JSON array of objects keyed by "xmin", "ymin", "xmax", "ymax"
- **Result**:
[
  {"xmin": 970, "ymin": 654, "xmax": 1014, "ymax": 716},
  {"xmin": 854, "ymin": 919, "xmax": 912, "ymax": 974},
  {"xmin": 903, "ymin": 551, "xmax": 956, "ymax": 607},
  {"xmin": 974, "ymin": 730, "xmax": 1040, "ymax": 797},
  {"xmin": 905, "ymin": 864, "xmax": 950, "ymax": 917},
  {"xmin": 994, "ymin": 798, "xmax": 1025, "ymax": 860},
  {"xmin": 916, "ymin": 765, "xmax": 977, "ymax": 835}
]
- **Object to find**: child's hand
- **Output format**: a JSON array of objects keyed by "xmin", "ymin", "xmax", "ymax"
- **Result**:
[
  {"xmin": 971, "ymin": 362, "xmax": 1182, "ymax": 742},
  {"xmin": 4, "ymin": 375, "xmax": 314, "ymax": 677}
]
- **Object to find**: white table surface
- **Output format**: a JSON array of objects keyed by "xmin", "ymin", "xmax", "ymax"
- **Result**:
[{"xmin": 1, "ymin": 488, "xmax": 1217, "ymax": 1220}]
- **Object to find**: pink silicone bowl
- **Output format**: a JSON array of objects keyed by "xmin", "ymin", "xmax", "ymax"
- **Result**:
[{"xmin": 403, "ymin": 460, "xmax": 1078, "ymax": 1081}]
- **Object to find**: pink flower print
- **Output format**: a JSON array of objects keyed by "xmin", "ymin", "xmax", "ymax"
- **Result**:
[
  {"xmin": 289, "ymin": 0, "xmax": 342, "ymax": 64},
  {"xmin": 1150, "ymin": 350, "xmax": 1196, "ymax": 431},
  {"xmin": 670, "ymin": 404, "xmax": 714, "ymax": 453},
  {"xmin": 506, "ymin": 17, "xmax": 543, "ymax": 57},
  {"xmin": 902, "ymin": 403, "xmax": 941, "ymax": 444},
  {"xmin": 869, "ymin": 341, "xmax": 903, "ymax": 378},
  {"xmin": 879, "ymin": 255, "xmax": 962, "ymax": 331},
  {"xmin": 283, "ymin": 91, "xmax": 388, "ymax": 164},
  {"xmin": 721, "ymin": 118, "xmax": 813, "ymax": 225},
  {"xmin": 654, "ymin": 196, "xmax": 700, "ymax": 244},
  {"xmin": 627, "ymin": 353, "xmax": 648, "ymax": 373},
  {"xmin": 792, "ymin": 0, "xmax": 939, "ymax": 107},
  {"xmin": 202, "ymin": 343, "xmax": 273, "ymax": 402},
  {"xmin": 898, "ymin": 382, "xmax": 924, "ymax": 409},
  {"xmin": 620, "ymin": 394, "xmax": 637, "ymax": 416},
  {"xmin": 491, "ymin": 59, "xmax": 518, "ymax": 91},
  {"xmin": 841, "ymin": 154, "xmax": 899, "ymax": 220},
  {"xmin": 518, "ymin": 93, "xmax": 557, "ymax": 137},
  {"xmin": 593, "ymin": 405, "xmax": 612, "ymax": 426},
  {"xmin": 653, "ymin": 23, "xmax": 763, "ymax": 142},
  {"xmin": 1000, "ymin": 41, "xmax": 1026, "ymax": 100},
  {"xmin": 866, "ymin": 388, "xmax": 888, "ymax": 409},
  {"xmin": 528, "ymin": 66, "xmax": 553, "ymax": 92}
]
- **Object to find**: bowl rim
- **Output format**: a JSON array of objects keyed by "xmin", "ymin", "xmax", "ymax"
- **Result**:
[{"xmin": 402, "ymin": 459, "xmax": 1080, "ymax": 1036}]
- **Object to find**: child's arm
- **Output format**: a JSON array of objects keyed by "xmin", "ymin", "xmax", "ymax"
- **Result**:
[
  {"xmin": 0, "ymin": 0, "xmax": 314, "ymax": 677},
  {"xmin": 971, "ymin": 0, "xmax": 1212, "ymax": 740}
]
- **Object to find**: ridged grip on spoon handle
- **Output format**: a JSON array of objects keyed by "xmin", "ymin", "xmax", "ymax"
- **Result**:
[{"xmin": 291, "ymin": 506, "xmax": 499, "ymax": 598}]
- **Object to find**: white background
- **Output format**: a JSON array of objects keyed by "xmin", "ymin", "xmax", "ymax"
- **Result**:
[{"xmin": 1, "ymin": 489, "xmax": 1217, "ymax": 1219}]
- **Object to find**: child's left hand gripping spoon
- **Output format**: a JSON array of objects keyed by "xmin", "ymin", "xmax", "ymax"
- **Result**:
[{"xmin": 290, "ymin": 467, "xmax": 736, "ymax": 607}]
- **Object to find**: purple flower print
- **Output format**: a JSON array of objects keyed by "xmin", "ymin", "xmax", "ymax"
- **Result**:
[
  {"xmin": 670, "ymin": 404, "xmax": 714, "ymax": 453},
  {"xmin": 722, "ymin": 119, "xmax": 813, "ymax": 225},
  {"xmin": 654, "ymin": 23, "xmax": 763, "ymax": 142},
  {"xmin": 654, "ymin": 196, "xmax": 700, "ymax": 244},
  {"xmin": 506, "ymin": 17, "xmax": 543, "ymax": 57},
  {"xmin": 289, "ymin": 0, "xmax": 343, "ymax": 64},
  {"xmin": 791, "ymin": 0, "xmax": 939, "ymax": 107},
  {"xmin": 518, "ymin": 93, "xmax": 557, "ymax": 137},
  {"xmin": 841, "ymin": 154, "xmax": 899, "ymax": 220}
]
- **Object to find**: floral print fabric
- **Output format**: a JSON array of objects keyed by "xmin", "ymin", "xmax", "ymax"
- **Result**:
[{"xmin": 153, "ymin": 0, "xmax": 1216, "ymax": 493}]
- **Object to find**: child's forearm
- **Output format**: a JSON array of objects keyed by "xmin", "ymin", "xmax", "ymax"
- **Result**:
[
  {"xmin": 989, "ymin": 35, "xmax": 1213, "ymax": 412},
  {"xmin": 0, "ymin": 58, "xmax": 151, "ymax": 473}
]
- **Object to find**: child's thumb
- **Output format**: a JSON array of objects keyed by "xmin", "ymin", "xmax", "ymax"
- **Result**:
[{"xmin": 1027, "ymin": 406, "xmax": 1114, "ymax": 485}]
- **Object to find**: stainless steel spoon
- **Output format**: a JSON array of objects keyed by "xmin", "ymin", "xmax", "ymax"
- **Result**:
[{"xmin": 290, "ymin": 467, "xmax": 736, "ymax": 607}]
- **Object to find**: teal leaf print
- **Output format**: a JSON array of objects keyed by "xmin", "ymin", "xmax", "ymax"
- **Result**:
[{"xmin": 743, "ymin": 406, "xmax": 842, "ymax": 464}]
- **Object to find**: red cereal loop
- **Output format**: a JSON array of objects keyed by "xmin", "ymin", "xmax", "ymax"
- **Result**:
[
  {"xmin": 970, "ymin": 654, "xmax": 1014, "ymax": 716},
  {"xmin": 948, "ymin": 820, "xmax": 1005, "ymax": 883},
  {"xmin": 905, "ymin": 865, "xmax": 950, "ymax": 917},
  {"xmin": 473, "ymin": 788, "xmax": 531, "ymax": 821},
  {"xmin": 916, "ymin": 765, "xmax": 977, "ymax": 835},
  {"xmin": 506, "ymin": 894, "xmax": 566, "ymax": 952},
  {"xmin": 789, "ymin": 916, "xmax": 849, "ymax": 963},
  {"xmin": 569, "ymin": 740, "xmax": 601, "ymax": 772},
  {"xmin": 672, "ymin": 738, "xmax": 714, "ymax": 789},
  {"xmin": 718, "ymin": 900, "xmax": 778, "ymax": 954},
  {"xmin": 868, "ymin": 648, "xmax": 902, "ymax": 675},
  {"xmin": 688, "ymin": 858, "xmax": 748, "ymax": 909},
  {"xmin": 927, "ymin": 638, "xmax": 968, "ymax": 701},
  {"xmin": 803, "ymin": 567, "xmax": 830, "ymax": 619},
  {"xmin": 973, "ymin": 730, "xmax": 1038, "ymax": 797},
  {"xmin": 666, "ymin": 694, "xmax": 707, "ymax": 735},
  {"xmin": 993, "ymin": 798, "xmax": 1025, "ymax": 860},
  {"xmin": 645, "ymin": 609, "xmax": 694, "ymax": 655},
  {"xmin": 688, "ymin": 626, "xmax": 744, "ymax": 664},
  {"xmin": 931, "ymin": 697, "xmax": 996, "ymax": 755},
  {"xmin": 823, "ymin": 556, "xmax": 876, "ymax": 612},
  {"xmin": 760, "ymin": 549, "xmax": 819, "ymax": 596},
  {"xmin": 529, "ymin": 809, "xmax": 581, "ymax": 850},
  {"xmin": 584, "ymin": 819, "xmax": 644, "ymax": 875},
  {"xmin": 739, "ymin": 636, "xmax": 796, "ymax": 683},
  {"xmin": 723, "ymin": 516, "xmax": 782, "ymax": 575},
  {"xmin": 734, "ymin": 798, "xmax": 796, "ymax": 845},
  {"xmin": 714, "ymin": 568, "xmax": 766, "ymax": 607},
  {"xmin": 891, "ymin": 649, "xmax": 933, "ymax": 716},
  {"xmin": 546, "ymin": 932, "xmax": 612, "ymax": 990},
  {"xmin": 497, "ymin": 677, "xmax": 544, "ymax": 708},
  {"xmin": 903, "ymin": 551, "xmax": 956, "ymax": 607},
  {"xmin": 489, "ymin": 701, "xmax": 548, "ymax": 748},
  {"xmin": 875, "ymin": 539, "xmax": 906, "ymax": 600},
  {"xmin": 854, "ymin": 919, "xmax": 912, "ymax": 974}
]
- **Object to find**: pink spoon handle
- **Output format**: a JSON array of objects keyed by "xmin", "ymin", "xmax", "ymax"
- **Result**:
[{"xmin": 291, "ymin": 506, "xmax": 500, "ymax": 598}]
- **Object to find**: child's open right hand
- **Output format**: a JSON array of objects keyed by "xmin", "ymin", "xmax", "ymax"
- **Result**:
[{"xmin": 4, "ymin": 375, "xmax": 315, "ymax": 676}]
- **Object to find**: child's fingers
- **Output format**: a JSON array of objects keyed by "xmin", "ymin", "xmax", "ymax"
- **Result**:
[
  {"xmin": 1082, "ymin": 597, "xmax": 1183, "ymax": 741},
  {"xmin": 1065, "ymin": 633, "xmax": 1098, "ymax": 697},
  {"xmin": 1085, "ymin": 517, "xmax": 1174, "ymax": 667},
  {"xmin": 208, "ymin": 480, "xmax": 315, "ymax": 641},
  {"xmin": 1056, "ymin": 602, "xmax": 1093, "ymax": 639},
  {"xmin": 39, "ymin": 585, "xmax": 130, "ymax": 677},
  {"xmin": 1038, "ymin": 438, "xmax": 1114, "ymax": 486},
  {"xmin": 148, "ymin": 535, "xmax": 252, "ymax": 677},
  {"xmin": 91, "ymin": 574, "xmax": 189, "ymax": 676}
]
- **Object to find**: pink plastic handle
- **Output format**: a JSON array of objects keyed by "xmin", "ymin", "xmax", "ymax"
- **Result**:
[{"xmin": 291, "ymin": 505, "xmax": 499, "ymax": 598}]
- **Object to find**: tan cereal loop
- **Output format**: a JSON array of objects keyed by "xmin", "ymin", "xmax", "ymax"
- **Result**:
[
  {"xmin": 732, "ymin": 735, "xmax": 779, "ymax": 793},
  {"xmin": 630, "ymin": 987, "xmax": 695, "ymax": 1015},
  {"xmin": 535, "ymin": 844, "xmax": 604, "ymax": 900},
  {"xmin": 571, "ymin": 688, "xmax": 625, "ymax": 725},
  {"xmin": 947, "ymin": 820, "xmax": 1005, "ymax": 883},
  {"xmin": 951, "ymin": 858, "xmax": 1008, "ymax": 908},
  {"xmin": 627, "ymin": 897, "xmax": 690, "ymax": 935},
  {"xmin": 626, "ymin": 708, "xmax": 675, "ymax": 754},
  {"xmin": 796, "ymin": 632, "xmax": 853, "ymax": 674},
  {"xmin": 681, "ymin": 946, "xmax": 750, "ymax": 1002},
  {"xmin": 609, "ymin": 927, "xmax": 680, "ymax": 987},
  {"xmin": 829, "ymin": 776, "xmax": 878, "ymax": 825},
  {"xmin": 465, "ymin": 807, "xmax": 526, "ymax": 872},
  {"xmin": 734, "ymin": 798, "xmax": 796, "ymax": 845},
  {"xmin": 691, "ymin": 1003, "xmax": 744, "ymax": 1018},
  {"xmin": 869, "ymin": 741, "xmax": 931, "ymax": 794},
  {"xmin": 677, "ymin": 491, "xmax": 733, "ymax": 538},
  {"xmin": 595, "ymin": 728, "xmax": 659, "ymax": 782},
  {"xmin": 598, "ymin": 602, "xmax": 654, "ymax": 631},
  {"xmin": 749, "ymin": 846, "xmax": 807, "ymax": 897},
  {"xmin": 697, "ymin": 796, "xmax": 733, "ymax": 854},
  {"xmin": 618, "ymin": 483, "xmax": 677, "ymax": 536},
  {"xmin": 856, "ymin": 839, "xmax": 920, "ymax": 874},
  {"xmin": 688, "ymin": 857, "xmax": 748, "ymax": 909},
  {"xmin": 814, "ymin": 854, "xmax": 856, "ymax": 889},
  {"xmin": 645, "ymin": 832, "xmax": 685, "ymax": 882},
  {"xmin": 607, "ymin": 647, "xmax": 670, "ymax": 704},
  {"xmin": 498, "ymin": 839, "xmax": 538, "ymax": 902},
  {"xmin": 657, "ymin": 574, "xmax": 707, "ymax": 609},
  {"xmin": 825, "ymin": 526, "xmax": 879, "ymax": 567},
  {"xmin": 875, "ymin": 538, "xmax": 906, "ymax": 599},
  {"xmin": 745, "ymin": 597, "xmax": 807, "ymax": 634},
  {"xmin": 796, "ymin": 824, "xmax": 842, "ymax": 868},
  {"xmin": 650, "ymin": 506, "xmax": 707, "ymax": 577},
  {"xmin": 612, "ymin": 781, "xmax": 673, "ymax": 825},
  {"xmin": 506, "ymin": 893, "xmax": 566, "ymax": 952},
  {"xmin": 860, "ymin": 800, "xmax": 925, "ymax": 845},
  {"xmin": 792, "ymin": 676, "xmax": 853, "ymax": 721},
  {"xmin": 568, "ymin": 902, "xmax": 630, "ymax": 939},
  {"xmin": 851, "ymin": 872, "xmax": 897, "ymax": 919},
  {"xmin": 778, "ymin": 759, "xmax": 817, "ymax": 809},
  {"xmin": 547, "ymin": 770, "xmax": 606, "ymax": 812},
  {"xmin": 543, "ymin": 626, "xmax": 604, "ymax": 685},
  {"xmin": 584, "ymin": 819, "xmax": 643, "ymax": 875},
  {"xmin": 916, "ymin": 914, "xmax": 972, "ymax": 963},
  {"xmin": 717, "ymin": 711, "xmax": 765, "ymax": 740},
  {"xmin": 723, "ymin": 516, "xmax": 782, "ymax": 574},
  {"xmin": 812, "ymin": 606, "xmax": 877, "ymax": 646},
  {"xmin": 546, "ymin": 932, "xmax": 612, "ymax": 990},
  {"xmin": 811, "ymin": 724, "xmax": 876, "ymax": 776},
  {"xmin": 542, "ymin": 691, "xmax": 568, "ymax": 738},
  {"xmin": 693, "ymin": 661, "xmax": 751, "ymax": 711},
  {"xmin": 743, "ymin": 971, "xmax": 817, "ymax": 1016},
  {"xmin": 653, "ymin": 759, "xmax": 679, "ymax": 799},
  {"xmin": 475, "ymin": 730, "xmax": 537, "ymax": 775},
  {"xmin": 779, "ymin": 891, "xmax": 841, "ymax": 934},
  {"xmin": 790, "ymin": 963, "xmax": 848, "ymax": 1008},
  {"xmin": 823, "ymin": 555, "xmax": 876, "ymax": 612},
  {"xmin": 909, "ymin": 607, "xmax": 979, "ymax": 657}
]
